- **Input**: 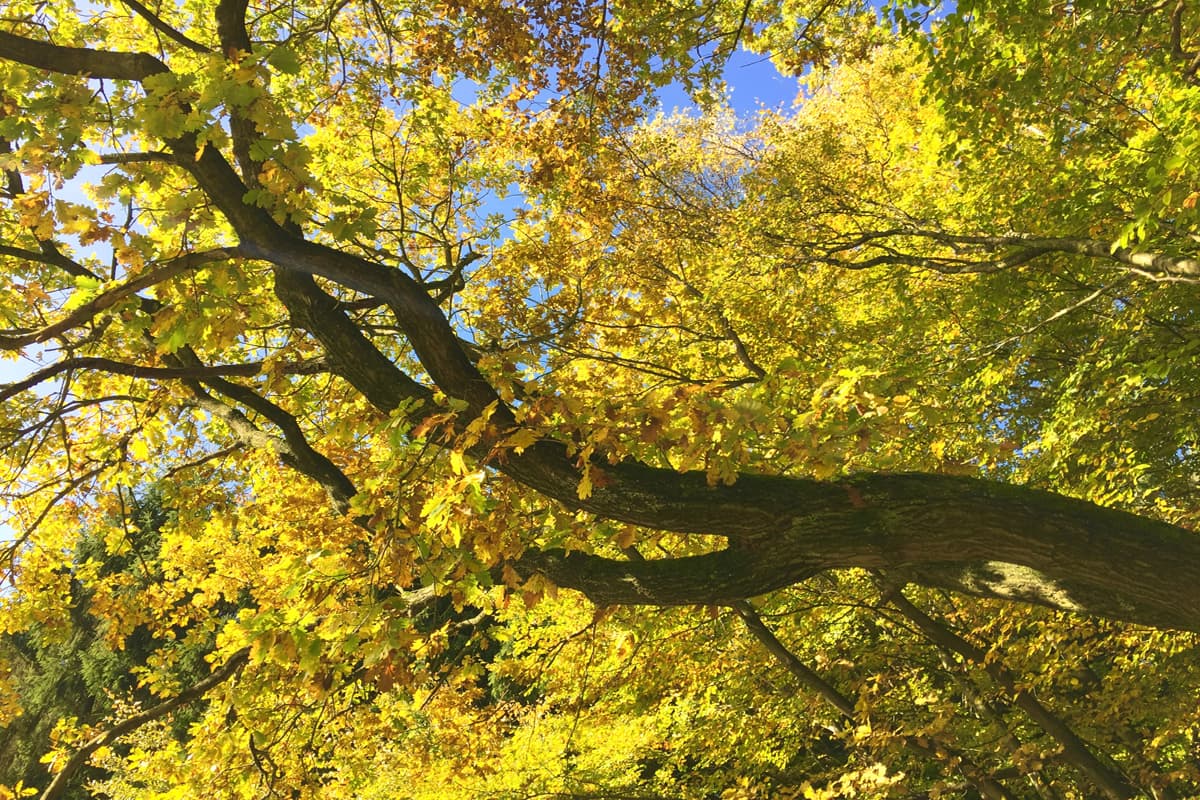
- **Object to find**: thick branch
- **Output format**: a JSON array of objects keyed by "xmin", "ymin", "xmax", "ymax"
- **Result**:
[
  {"xmin": 967, "ymin": 233, "xmax": 1200, "ymax": 280},
  {"xmin": 97, "ymin": 150, "xmax": 175, "ymax": 164},
  {"xmin": 270, "ymin": 269, "xmax": 434, "ymax": 413},
  {"xmin": 516, "ymin": 547, "xmax": 815, "ymax": 607},
  {"xmin": 204, "ymin": 186, "xmax": 1200, "ymax": 633},
  {"xmin": 0, "ymin": 31, "xmax": 167, "ymax": 80},
  {"xmin": 214, "ymin": 0, "xmax": 263, "ymax": 185},
  {"xmin": 514, "ymin": 472, "xmax": 1200, "ymax": 631},
  {"xmin": 194, "ymin": 154, "xmax": 1200, "ymax": 632},
  {"xmin": 167, "ymin": 139, "xmax": 1200, "ymax": 634}
]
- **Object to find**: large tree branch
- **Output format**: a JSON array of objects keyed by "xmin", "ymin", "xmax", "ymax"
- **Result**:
[
  {"xmin": 176, "ymin": 139, "xmax": 1200, "ymax": 631},
  {"xmin": 169, "ymin": 133, "xmax": 1200, "ymax": 633},
  {"xmin": 515, "ymin": 472, "xmax": 1200, "ymax": 632},
  {"xmin": 5, "ymin": 27, "xmax": 1198, "ymax": 634},
  {"xmin": 270, "ymin": 269, "xmax": 435, "ymax": 413},
  {"xmin": 0, "ymin": 31, "xmax": 167, "ymax": 80},
  {"xmin": 941, "ymin": 232, "xmax": 1200, "ymax": 280}
]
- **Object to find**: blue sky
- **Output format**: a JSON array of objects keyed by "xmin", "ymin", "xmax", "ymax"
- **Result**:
[{"xmin": 662, "ymin": 48, "xmax": 799, "ymax": 113}]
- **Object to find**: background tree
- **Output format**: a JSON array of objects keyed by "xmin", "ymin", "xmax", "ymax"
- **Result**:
[
  {"xmin": 0, "ymin": 487, "xmax": 215, "ymax": 798},
  {"xmin": 0, "ymin": 1, "xmax": 1198, "ymax": 797}
]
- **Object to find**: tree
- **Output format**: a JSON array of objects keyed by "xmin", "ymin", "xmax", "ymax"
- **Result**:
[{"xmin": 0, "ymin": 1, "xmax": 1198, "ymax": 797}]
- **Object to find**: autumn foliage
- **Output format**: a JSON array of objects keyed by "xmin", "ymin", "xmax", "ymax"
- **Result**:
[{"xmin": 2, "ymin": 1, "xmax": 1200, "ymax": 798}]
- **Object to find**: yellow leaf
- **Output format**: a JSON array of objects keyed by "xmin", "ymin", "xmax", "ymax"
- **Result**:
[
  {"xmin": 614, "ymin": 525, "xmax": 636, "ymax": 549},
  {"xmin": 503, "ymin": 428, "xmax": 539, "ymax": 454},
  {"xmin": 129, "ymin": 437, "xmax": 151, "ymax": 462}
]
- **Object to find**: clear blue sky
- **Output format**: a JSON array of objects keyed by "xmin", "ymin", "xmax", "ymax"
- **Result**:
[{"xmin": 658, "ymin": 48, "xmax": 799, "ymax": 114}]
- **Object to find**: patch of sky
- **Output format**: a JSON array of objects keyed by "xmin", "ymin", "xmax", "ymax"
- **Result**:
[{"xmin": 656, "ymin": 47, "xmax": 798, "ymax": 114}]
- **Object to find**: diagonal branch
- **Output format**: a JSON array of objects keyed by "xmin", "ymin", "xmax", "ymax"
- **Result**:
[
  {"xmin": 119, "ymin": 0, "xmax": 212, "ymax": 53},
  {"xmin": 0, "ymin": 247, "xmax": 245, "ymax": 350},
  {"xmin": 187, "ymin": 370, "xmax": 358, "ymax": 511},
  {"xmin": 39, "ymin": 648, "xmax": 250, "ymax": 800},
  {"xmin": 0, "ymin": 135, "xmax": 101, "ymax": 281},
  {"xmin": 882, "ymin": 585, "xmax": 1138, "ymax": 799},
  {"xmin": 734, "ymin": 601, "xmax": 1016, "ymax": 800}
]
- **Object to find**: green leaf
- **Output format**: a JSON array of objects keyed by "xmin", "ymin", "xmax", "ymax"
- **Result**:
[{"xmin": 266, "ymin": 44, "xmax": 301, "ymax": 75}]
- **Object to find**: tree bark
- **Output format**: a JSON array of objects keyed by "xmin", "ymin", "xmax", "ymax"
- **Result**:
[{"xmin": 518, "ymin": 472, "xmax": 1200, "ymax": 632}]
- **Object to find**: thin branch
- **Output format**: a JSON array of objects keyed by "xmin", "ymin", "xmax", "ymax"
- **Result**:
[
  {"xmin": 162, "ymin": 443, "xmax": 243, "ymax": 477},
  {"xmin": 118, "ymin": 0, "xmax": 212, "ymax": 53},
  {"xmin": 3, "ymin": 462, "xmax": 111, "ymax": 558},
  {"xmin": 983, "ymin": 281, "xmax": 1121, "ymax": 356},
  {"xmin": 0, "ymin": 247, "xmax": 245, "ymax": 350},
  {"xmin": 727, "ymin": 0, "xmax": 754, "ymax": 55},
  {"xmin": 767, "ymin": 227, "xmax": 1200, "ymax": 280},
  {"xmin": 0, "ymin": 357, "xmax": 263, "ymax": 403},
  {"xmin": 881, "ymin": 584, "xmax": 1138, "ymax": 800},
  {"xmin": 39, "ymin": 649, "xmax": 250, "ymax": 800},
  {"xmin": 733, "ymin": 600, "xmax": 1016, "ymax": 800},
  {"xmin": 1, "ymin": 395, "xmax": 144, "ymax": 440}
]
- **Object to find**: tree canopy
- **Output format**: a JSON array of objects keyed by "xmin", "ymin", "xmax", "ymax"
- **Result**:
[{"xmin": 2, "ymin": 1, "xmax": 1200, "ymax": 797}]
